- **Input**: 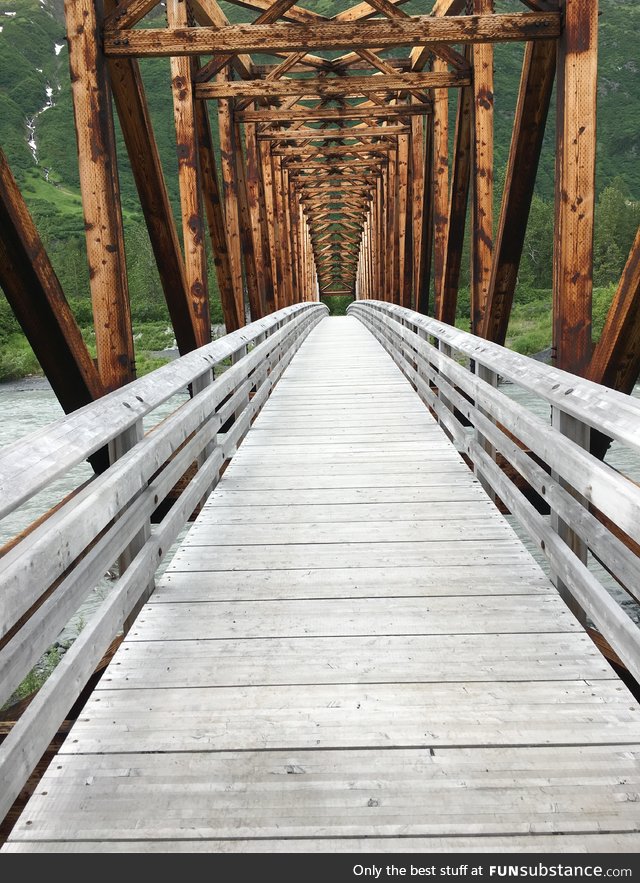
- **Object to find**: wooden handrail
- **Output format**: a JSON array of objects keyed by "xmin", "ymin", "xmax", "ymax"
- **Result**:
[
  {"xmin": 0, "ymin": 303, "xmax": 327, "ymax": 822},
  {"xmin": 349, "ymin": 300, "xmax": 640, "ymax": 687}
]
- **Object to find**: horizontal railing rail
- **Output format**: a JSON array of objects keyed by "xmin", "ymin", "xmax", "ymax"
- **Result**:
[
  {"xmin": 0, "ymin": 302, "xmax": 328, "ymax": 821},
  {"xmin": 349, "ymin": 300, "xmax": 640, "ymax": 684}
]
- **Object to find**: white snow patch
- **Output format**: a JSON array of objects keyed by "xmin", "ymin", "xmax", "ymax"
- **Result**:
[
  {"xmin": 4, "ymin": 11, "xmax": 16, "ymax": 15},
  {"xmin": 54, "ymin": 42, "xmax": 64, "ymax": 55},
  {"xmin": 0, "ymin": 26, "xmax": 3, "ymax": 33},
  {"xmin": 36, "ymin": 67, "xmax": 43, "ymax": 73}
]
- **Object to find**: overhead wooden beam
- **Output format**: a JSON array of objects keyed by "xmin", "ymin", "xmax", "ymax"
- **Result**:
[
  {"xmin": 0, "ymin": 149, "xmax": 105, "ymax": 413},
  {"xmin": 553, "ymin": 0, "xmax": 598, "ymax": 374},
  {"xmin": 104, "ymin": 14, "xmax": 561, "ymax": 57},
  {"xmin": 470, "ymin": 0, "xmax": 495, "ymax": 336},
  {"xmin": 168, "ymin": 0, "xmax": 210, "ymax": 348},
  {"xmin": 482, "ymin": 40, "xmax": 556, "ymax": 345},
  {"xmin": 587, "ymin": 227, "xmax": 640, "ymax": 395},
  {"xmin": 65, "ymin": 0, "xmax": 134, "ymax": 391},
  {"xmin": 194, "ymin": 0, "xmax": 304, "ymax": 83},
  {"xmin": 257, "ymin": 125, "xmax": 409, "ymax": 140},
  {"xmin": 188, "ymin": 0, "xmax": 252, "ymax": 80},
  {"xmin": 103, "ymin": 0, "xmax": 161, "ymax": 30},
  {"xmin": 238, "ymin": 104, "xmax": 431, "ymax": 123},
  {"xmin": 223, "ymin": 0, "xmax": 326, "ymax": 23},
  {"xmin": 439, "ymin": 80, "xmax": 472, "ymax": 325},
  {"xmin": 333, "ymin": 0, "xmax": 410, "ymax": 22},
  {"xmin": 196, "ymin": 71, "xmax": 469, "ymax": 100},
  {"xmin": 272, "ymin": 144, "xmax": 392, "ymax": 157}
]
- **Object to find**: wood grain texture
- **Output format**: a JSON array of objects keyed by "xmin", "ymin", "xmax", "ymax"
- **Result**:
[
  {"xmin": 0, "ymin": 149, "xmax": 105, "ymax": 412},
  {"xmin": 7, "ymin": 317, "xmax": 640, "ymax": 852},
  {"xmin": 64, "ymin": 0, "xmax": 134, "ymax": 391},
  {"xmin": 482, "ymin": 39, "xmax": 556, "ymax": 344},
  {"xmin": 553, "ymin": 0, "xmax": 598, "ymax": 373},
  {"xmin": 104, "ymin": 13, "xmax": 562, "ymax": 57},
  {"xmin": 167, "ymin": 0, "xmax": 210, "ymax": 347}
]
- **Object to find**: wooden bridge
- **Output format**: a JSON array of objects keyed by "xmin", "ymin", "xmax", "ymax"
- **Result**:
[{"xmin": 2, "ymin": 0, "xmax": 640, "ymax": 856}]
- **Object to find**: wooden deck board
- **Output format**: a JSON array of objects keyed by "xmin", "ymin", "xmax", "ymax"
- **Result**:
[{"xmin": 7, "ymin": 316, "xmax": 640, "ymax": 852}]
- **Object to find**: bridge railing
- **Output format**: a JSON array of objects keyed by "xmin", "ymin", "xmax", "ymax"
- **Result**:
[
  {"xmin": 349, "ymin": 300, "xmax": 640, "ymax": 682},
  {"xmin": 0, "ymin": 301, "xmax": 328, "ymax": 820}
]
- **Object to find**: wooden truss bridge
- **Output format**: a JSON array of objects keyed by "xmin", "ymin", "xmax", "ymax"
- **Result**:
[{"xmin": 1, "ymin": 0, "xmax": 640, "ymax": 854}]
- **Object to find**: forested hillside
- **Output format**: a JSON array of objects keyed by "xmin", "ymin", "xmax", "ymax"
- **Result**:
[{"xmin": 0, "ymin": 0, "xmax": 639, "ymax": 377}]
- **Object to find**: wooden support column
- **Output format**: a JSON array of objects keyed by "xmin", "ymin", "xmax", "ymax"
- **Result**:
[
  {"xmin": 470, "ymin": 0, "xmax": 494, "ymax": 335},
  {"xmin": 106, "ymin": 0, "xmax": 198, "ymax": 355},
  {"xmin": 0, "ymin": 149, "xmax": 105, "ymax": 413},
  {"xmin": 418, "ymin": 115, "xmax": 434, "ymax": 316},
  {"xmin": 439, "ymin": 79, "xmax": 472, "ymax": 324},
  {"xmin": 397, "ymin": 133, "xmax": 411, "ymax": 309},
  {"xmin": 64, "ymin": 0, "xmax": 134, "ymax": 391},
  {"xmin": 217, "ymin": 81, "xmax": 246, "ymax": 326},
  {"xmin": 482, "ymin": 40, "xmax": 556, "ymax": 345},
  {"xmin": 259, "ymin": 142, "xmax": 281, "ymax": 310},
  {"xmin": 245, "ymin": 120, "xmax": 275, "ymax": 313},
  {"xmin": 432, "ymin": 57, "xmax": 450, "ymax": 319},
  {"xmin": 553, "ymin": 0, "xmax": 598, "ymax": 374},
  {"xmin": 588, "ymin": 227, "xmax": 640, "ymax": 395},
  {"xmin": 273, "ymin": 155, "xmax": 293, "ymax": 306},
  {"xmin": 195, "ymin": 99, "xmax": 240, "ymax": 331},
  {"xmin": 287, "ymin": 172, "xmax": 300, "ymax": 303},
  {"xmin": 377, "ymin": 175, "xmax": 385, "ymax": 298},
  {"xmin": 388, "ymin": 147, "xmax": 398, "ymax": 303},
  {"xmin": 410, "ymin": 110, "xmax": 425, "ymax": 313},
  {"xmin": 168, "ymin": 0, "xmax": 210, "ymax": 347},
  {"xmin": 233, "ymin": 120, "xmax": 264, "ymax": 320}
]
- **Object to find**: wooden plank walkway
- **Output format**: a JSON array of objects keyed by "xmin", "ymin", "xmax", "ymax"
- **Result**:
[{"xmin": 6, "ymin": 316, "xmax": 640, "ymax": 853}]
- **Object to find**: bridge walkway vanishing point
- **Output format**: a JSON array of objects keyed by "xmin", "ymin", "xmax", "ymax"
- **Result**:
[{"xmin": 5, "ymin": 316, "xmax": 640, "ymax": 853}]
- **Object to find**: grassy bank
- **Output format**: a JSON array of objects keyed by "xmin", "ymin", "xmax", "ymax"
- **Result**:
[{"xmin": 0, "ymin": 322, "xmax": 177, "ymax": 383}]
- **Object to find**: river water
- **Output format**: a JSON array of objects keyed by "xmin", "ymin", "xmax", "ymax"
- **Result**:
[
  {"xmin": 1, "ymin": 378, "xmax": 639, "ymax": 644},
  {"xmin": 0, "ymin": 382, "xmax": 188, "ymax": 642}
]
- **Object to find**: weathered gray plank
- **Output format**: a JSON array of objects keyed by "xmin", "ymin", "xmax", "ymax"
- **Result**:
[
  {"xmin": 9, "ymin": 747, "xmax": 640, "ymax": 842},
  {"xmin": 152, "ymin": 564, "xmax": 550, "ymax": 602},
  {"xmin": 65, "ymin": 680, "xmax": 640, "ymax": 754},
  {"xmin": 6, "ymin": 315, "xmax": 638, "ymax": 853},
  {"xmin": 5, "ymin": 833, "xmax": 640, "ymax": 852},
  {"xmin": 98, "ymin": 633, "xmax": 610, "ymax": 689},
  {"xmin": 127, "ymin": 596, "xmax": 579, "ymax": 641}
]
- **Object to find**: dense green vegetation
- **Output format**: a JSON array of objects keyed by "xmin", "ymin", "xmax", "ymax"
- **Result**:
[{"xmin": 0, "ymin": 0, "xmax": 639, "ymax": 378}]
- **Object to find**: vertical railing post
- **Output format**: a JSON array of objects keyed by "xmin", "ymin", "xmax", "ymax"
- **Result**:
[
  {"xmin": 550, "ymin": 408, "xmax": 589, "ymax": 624},
  {"xmin": 437, "ymin": 339, "xmax": 455, "ymax": 442},
  {"xmin": 473, "ymin": 362, "xmax": 498, "ymax": 501},
  {"xmin": 112, "ymin": 420, "xmax": 153, "ymax": 633}
]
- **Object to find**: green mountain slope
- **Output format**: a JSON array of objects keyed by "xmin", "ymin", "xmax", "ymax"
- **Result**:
[{"xmin": 0, "ymin": 0, "xmax": 638, "ymax": 377}]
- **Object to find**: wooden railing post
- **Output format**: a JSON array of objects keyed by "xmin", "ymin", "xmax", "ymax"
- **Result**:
[
  {"xmin": 473, "ymin": 362, "xmax": 498, "ymax": 501},
  {"xmin": 111, "ymin": 420, "xmax": 153, "ymax": 633},
  {"xmin": 550, "ymin": 408, "xmax": 589, "ymax": 624}
]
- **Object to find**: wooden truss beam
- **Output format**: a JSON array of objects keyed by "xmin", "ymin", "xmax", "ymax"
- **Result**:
[
  {"xmin": 482, "ymin": 40, "xmax": 556, "ymax": 345},
  {"xmin": 65, "ymin": 0, "xmax": 134, "ymax": 391},
  {"xmin": 196, "ymin": 71, "xmax": 469, "ymax": 100},
  {"xmin": 587, "ymin": 227, "xmax": 640, "ymax": 395},
  {"xmin": 552, "ymin": 0, "xmax": 598, "ymax": 374},
  {"xmin": 0, "ymin": 149, "xmax": 105, "ymax": 413},
  {"xmin": 237, "ymin": 104, "xmax": 432, "ymax": 123},
  {"xmin": 104, "ymin": 14, "xmax": 561, "ymax": 58}
]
